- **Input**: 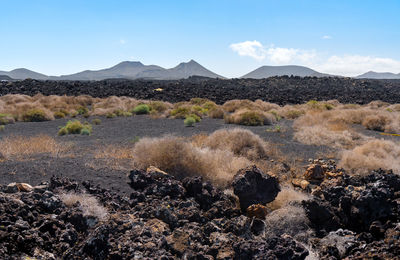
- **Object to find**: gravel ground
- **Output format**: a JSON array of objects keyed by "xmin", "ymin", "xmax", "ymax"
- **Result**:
[{"xmin": 0, "ymin": 115, "xmax": 396, "ymax": 195}]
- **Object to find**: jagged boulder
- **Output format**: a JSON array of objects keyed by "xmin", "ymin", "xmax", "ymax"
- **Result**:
[{"xmin": 232, "ymin": 166, "xmax": 280, "ymax": 211}]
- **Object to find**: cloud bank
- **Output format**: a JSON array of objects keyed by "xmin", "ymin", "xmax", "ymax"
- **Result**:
[{"xmin": 230, "ymin": 40, "xmax": 400, "ymax": 76}]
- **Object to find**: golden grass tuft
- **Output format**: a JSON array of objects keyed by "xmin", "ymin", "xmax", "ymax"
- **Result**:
[
  {"xmin": 132, "ymin": 135, "xmax": 251, "ymax": 186},
  {"xmin": 60, "ymin": 192, "xmax": 108, "ymax": 220},
  {"xmin": 191, "ymin": 128, "xmax": 274, "ymax": 160},
  {"xmin": 0, "ymin": 135, "xmax": 70, "ymax": 159},
  {"xmin": 339, "ymin": 138, "xmax": 400, "ymax": 174}
]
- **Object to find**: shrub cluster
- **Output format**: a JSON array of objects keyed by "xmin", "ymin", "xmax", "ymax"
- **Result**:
[{"xmin": 58, "ymin": 120, "xmax": 92, "ymax": 136}]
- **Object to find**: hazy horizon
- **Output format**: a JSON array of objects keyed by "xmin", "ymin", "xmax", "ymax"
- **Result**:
[{"xmin": 1, "ymin": 0, "xmax": 400, "ymax": 78}]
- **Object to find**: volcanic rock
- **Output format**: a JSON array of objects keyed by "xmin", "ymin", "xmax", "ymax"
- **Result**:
[{"xmin": 232, "ymin": 165, "xmax": 280, "ymax": 211}]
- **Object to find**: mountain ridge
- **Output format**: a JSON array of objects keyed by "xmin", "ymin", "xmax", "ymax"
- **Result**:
[
  {"xmin": 2, "ymin": 62, "xmax": 400, "ymax": 80},
  {"xmin": 356, "ymin": 71, "xmax": 400, "ymax": 79}
]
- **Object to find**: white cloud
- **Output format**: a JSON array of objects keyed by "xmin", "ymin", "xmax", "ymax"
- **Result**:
[
  {"xmin": 322, "ymin": 35, "xmax": 332, "ymax": 40},
  {"xmin": 230, "ymin": 41, "xmax": 316, "ymax": 64},
  {"xmin": 319, "ymin": 55, "xmax": 400, "ymax": 76},
  {"xmin": 229, "ymin": 40, "xmax": 266, "ymax": 61},
  {"xmin": 230, "ymin": 40, "xmax": 400, "ymax": 76},
  {"xmin": 119, "ymin": 39, "xmax": 126, "ymax": 45}
]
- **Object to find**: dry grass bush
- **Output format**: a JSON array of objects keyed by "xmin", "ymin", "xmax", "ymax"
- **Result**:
[
  {"xmin": 132, "ymin": 135, "xmax": 251, "ymax": 186},
  {"xmin": 294, "ymin": 124, "xmax": 365, "ymax": 149},
  {"xmin": 60, "ymin": 192, "xmax": 108, "ymax": 220},
  {"xmin": 339, "ymin": 139, "xmax": 400, "ymax": 174},
  {"xmin": 95, "ymin": 145, "xmax": 135, "ymax": 160},
  {"xmin": 191, "ymin": 128, "xmax": 273, "ymax": 161},
  {"xmin": 267, "ymin": 187, "xmax": 310, "ymax": 211},
  {"xmin": 264, "ymin": 205, "xmax": 312, "ymax": 243},
  {"xmin": 224, "ymin": 109, "xmax": 276, "ymax": 126},
  {"xmin": 0, "ymin": 135, "xmax": 70, "ymax": 159},
  {"xmin": 362, "ymin": 114, "xmax": 390, "ymax": 131},
  {"xmin": 293, "ymin": 105, "xmax": 400, "ymax": 148},
  {"xmin": 0, "ymin": 94, "xmax": 173, "ymax": 119}
]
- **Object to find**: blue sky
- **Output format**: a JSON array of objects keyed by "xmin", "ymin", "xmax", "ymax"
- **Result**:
[{"xmin": 1, "ymin": 0, "xmax": 399, "ymax": 77}]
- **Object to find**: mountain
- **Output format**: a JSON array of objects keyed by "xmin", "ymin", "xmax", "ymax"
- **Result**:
[
  {"xmin": 241, "ymin": 65, "xmax": 332, "ymax": 79},
  {"xmin": 54, "ymin": 60, "xmax": 223, "ymax": 80},
  {"xmin": 0, "ymin": 68, "xmax": 49, "ymax": 80},
  {"xmin": 356, "ymin": 71, "xmax": 400, "ymax": 79},
  {"xmin": 0, "ymin": 60, "xmax": 223, "ymax": 81},
  {"xmin": 167, "ymin": 60, "xmax": 223, "ymax": 79},
  {"xmin": 0, "ymin": 75, "xmax": 14, "ymax": 81}
]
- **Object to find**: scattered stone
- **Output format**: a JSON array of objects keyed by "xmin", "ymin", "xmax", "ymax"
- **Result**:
[
  {"xmin": 304, "ymin": 164, "xmax": 325, "ymax": 181},
  {"xmin": 232, "ymin": 165, "xmax": 280, "ymax": 211},
  {"xmin": 246, "ymin": 204, "xmax": 269, "ymax": 219}
]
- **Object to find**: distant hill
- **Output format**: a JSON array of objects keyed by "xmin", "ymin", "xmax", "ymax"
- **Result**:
[
  {"xmin": 53, "ymin": 60, "xmax": 223, "ymax": 80},
  {"xmin": 0, "ymin": 75, "xmax": 14, "ymax": 81},
  {"xmin": 241, "ymin": 65, "xmax": 332, "ymax": 79},
  {"xmin": 0, "ymin": 68, "xmax": 49, "ymax": 80},
  {"xmin": 0, "ymin": 60, "xmax": 223, "ymax": 81},
  {"xmin": 356, "ymin": 71, "xmax": 400, "ymax": 79}
]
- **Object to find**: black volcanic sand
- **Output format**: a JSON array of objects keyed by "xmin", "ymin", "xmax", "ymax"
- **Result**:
[
  {"xmin": 0, "ymin": 116, "xmax": 329, "ymax": 195},
  {"xmin": 0, "ymin": 115, "xmax": 396, "ymax": 197},
  {"xmin": 2, "ymin": 76, "xmax": 400, "ymax": 104}
]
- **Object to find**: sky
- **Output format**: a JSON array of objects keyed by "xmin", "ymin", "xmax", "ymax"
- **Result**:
[{"xmin": 1, "ymin": 0, "xmax": 400, "ymax": 78}]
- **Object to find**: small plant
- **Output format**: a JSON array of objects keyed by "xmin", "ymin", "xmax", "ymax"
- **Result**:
[
  {"xmin": 54, "ymin": 111, "xmax": 66, "ymax": 119},
  {"xmin": 58, "ymin": 120, "xmax": 92, "ymax": 136},
  {"xmin": 92, "ymin": 118, "xmax": 102, "ymax": 125},
  {"xmin": 132, "ymin": 104, "xmax": 150, "ymax": 115},
  {"xmin": 0, "ymin": 114, "xmax": 15, "ymax": 125},
  {"xmin": 77, "ymin": 106, "xmax": 89, "ymax": 115},
  {"xmin": 70, "ymin": 111, "xmax": 78, "ymax": 118},
  {"xmin": 106, "ymin": 112, "xmax": 116, "ymax": 118},
  {"xmin": 270, "ymin": 110, "xmax": 281, "ymax": 121},
  {"xmin": 188, "ymin": 114, "xmax": 201, "ymax": 122},
  {"xmin": 266, "ymin": 125, "xmax": 282, "ymax": 133},
  {"xmin": 129, "ymin": 136, "xmax": 140, "ymax": 144},
  {"xmin": 184, "ymin": 116, "xmax": 196, "ymax": 127},
  {"xmin": 0, "ymin": 125, "xmax": 5, "ymax": 131},
  {"xmin": 21, "ymin": 109, "xmax": 49, "ymax": 122}
]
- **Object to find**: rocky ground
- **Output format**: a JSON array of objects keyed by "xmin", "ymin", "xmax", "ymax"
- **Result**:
[
  {"xmin": 1, "ymin": 162, "xmax": 400, "ymax": 259},
  {"xmin": 1, "ymin": 76, "xmax": 400, "ymax": 104}
]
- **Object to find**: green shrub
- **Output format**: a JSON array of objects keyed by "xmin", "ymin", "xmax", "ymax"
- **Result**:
[
  {"xmin": 58, "ymin": 127, "xmax": 68, "ymax": 136},
  {"xmin": 0, "ymin": 114, "xmax": 15, "ymax": 125},
  {"xmin": 54, "ymin": 111, "xmax": 66, "ymax": 119},
  {"xmin": 170, "ymin": 106, "xmax": 191, "ymax": 118},
  {"xmin": 58, "ymin": 120, "xmax": 92, "ymax": 136},
  {"xmin": 184, "ymin": 116, "xmax": 196, "ymax": 127},
  {"xmin": 106, "ymin": 112, "xmax": 116, "ymax": 118},
  {"xmin": 0, "ymin": 125, "xmax": 5, "ymax": 131},
  {"xmin": 202, "ymin": 101, "xmax": 218, "ymax": 111},
  {"xmin": 323, "ymin": 103, "xmax": 334, "ymax": 110},
  {"xmin": 70, "ymin": 111, "xmax": 78, "ymax": 118},
  {"xmin": 92, "ymin": 118, "xmax": 102, "ymax": 125},
  {"xmin": 77, "ymin": 106, "xmax": 89, "ymax": 115},
  {"xmin": 188, "ymin": 114, "xmax": 201, "ymax": 122},
  {"xmin": 192, "ymin": 105, "xmax": 207, "ymax": 115},
  {"xmin": 22, "ymin": 109, "xmax": 49, "ymax": 122},
  {"xmin": 132, "ymin": 104, "xmax": 150, "ymax": 115}
]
